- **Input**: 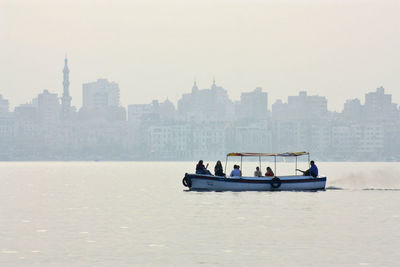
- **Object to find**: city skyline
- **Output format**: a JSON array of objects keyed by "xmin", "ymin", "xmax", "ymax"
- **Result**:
[
  {"xmin": 1, "ymin": 0, "xmax": 400, "ymax": 111},
  {"xmin": 0, "ymin": 57, "xmax": 398, "ymax": 162},
  {"xmin": 1, "ymin": 2, "xmax": 399, "ymax": 266},
  {"xmin": 0, "ymin": 56, "xmax": 399, "ymax": 114}
]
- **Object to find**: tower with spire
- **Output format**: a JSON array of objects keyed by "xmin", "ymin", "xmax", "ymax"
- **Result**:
[
  {"xmin": 211, "ymin": 77, "xmax": 217, "ymax": 90},
  {"xmin": 191, "ymin": 80, "xmax": 199, "ymax": 93},
  {"xmin": 61, "ymin": 56, "xmax": 72, "ymax": 120}
]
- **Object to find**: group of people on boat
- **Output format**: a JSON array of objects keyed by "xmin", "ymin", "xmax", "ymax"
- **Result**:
[
  {"xmin": 196, "ymin": 159, "xmax": 318, "ymax": 178},
  {"xmin": 254, "ymin": 166, "xmax": 274, "ymax": 177}
]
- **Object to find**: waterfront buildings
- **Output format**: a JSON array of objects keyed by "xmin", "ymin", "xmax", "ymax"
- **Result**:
[{"xmin": 1, "ymin": 58, "xmax": 399, "ymax": 161}]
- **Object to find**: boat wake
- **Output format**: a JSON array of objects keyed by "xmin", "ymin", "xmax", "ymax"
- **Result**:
[
  {"xmin": 324, "ymin": 186, "xmax": 400, "ymax": 191},
  {"xmin": 325, "ymin": 186, "xmax": 344, "ymax": 190},
  {"xmin": 362, "ymin": 188, "xmax": 400, "ymax": 191},
  {"xmin": 327, "ymin": 169, "xmax": 400, "ymax": 191}
]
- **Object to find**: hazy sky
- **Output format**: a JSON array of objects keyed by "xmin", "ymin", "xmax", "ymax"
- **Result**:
[{"xmin": 1, "ymin": 0, "xmax": 399, "ymax": 111}]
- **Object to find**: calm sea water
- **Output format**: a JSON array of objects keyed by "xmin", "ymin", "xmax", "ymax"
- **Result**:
[{"xmin": 0, "ymin": 161, "xmax": 399, "ymax": 266}]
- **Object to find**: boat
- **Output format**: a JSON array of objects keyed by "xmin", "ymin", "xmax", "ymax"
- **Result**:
[{"xmin": 182, "ymin": 152, "xmax": 327, "ymax": 191}]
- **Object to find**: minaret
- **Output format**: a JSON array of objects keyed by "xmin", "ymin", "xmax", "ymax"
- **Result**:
[
  {"xmin": 61, "ymin": 56, "xmax": 72, "ymax": 120},
  {"xmin": 191, "ymin": 80, "xmax": 199, "ymax": 93},
  {"xmin": 211, "ymin": 77, "xmax": 216, "ymax": 90}
]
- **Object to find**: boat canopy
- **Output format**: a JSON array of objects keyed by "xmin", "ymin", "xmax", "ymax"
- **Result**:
[{"xmin": 227, "ymin": 152, "xmax": 309, "ymax": 157}]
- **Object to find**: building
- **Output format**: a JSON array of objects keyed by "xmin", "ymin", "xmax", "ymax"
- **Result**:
[
  {"xmin": 356, "ymin": 124, "xmax": 384, "ymax": 156},
  {"xmin": 149, "ymin": 121, "xmax": 228, "ymax": 160},
  {"xmin": 61, "ymin": 57, "xmax": 72, "ymax": 120},
  {"xmin": 149, "ymin": 123, "xmax": 192, "ymax": 159},
  {"xmin": 331, "ymin": 125, "xmax": 353, "ymax": 156},
  {"xmin": 0, "ymin": 115, "xmax": 15, "ymax": 158},
  {"xmin": 271, "ymin": 91, "xmax": 328, "ymax": 155},
  {"xmin": 128, "ymin": 99, "xmax": 175, "ymax": 124},
  {"xmin": 80, "ymin": 78, "xmax": 125, "ymax": 121},
  {"xmin": 237, "ymin": 87, "xmax": 268, "ymax": 121},
  {"xmin": 159, "ymin": 99, "xmax": 176, "ymax": 121},
  {"xmin": 288, "ymin": 91, "xmax": 327, "ymax": 121},
  {"xmin": 82, "ymin": 78, "xmax": 120, "ymax": 109},
  {"xmin": 226, "ymin": 122, "xmax": 272, "ymax": 153},
  {"xmin": 0, "ymin": 94, "xmax": 9, "ymax": 115},
  {"xmin": 13, "ymin": 103, "xmax": 39, "ymax": 158},
  {"xmin": 342, "ymin": 98, "xmax": 362, "ymax": 123},
  {"xmin": 272, "ymin": 91, "xmax": 328, "ymax": 121},
  {"xmin": 177, "ymin": 80, "xmax": 234, "ymax": 122},
  {"xmin": 37, "ymin": 90, "xmax": 60, "ymax": 125},
  {"xmin": 364, "ymin": 86, "xmax": 398, "ymax": 123},
  {"xmin": 128, "ymin": 103, "xmax": 156, "ymax": 123}
]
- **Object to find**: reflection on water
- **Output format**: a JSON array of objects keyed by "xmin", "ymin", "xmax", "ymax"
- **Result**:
[{"xmin": 0, "ymin": 162, "xmax": 399, "ymax": 266}]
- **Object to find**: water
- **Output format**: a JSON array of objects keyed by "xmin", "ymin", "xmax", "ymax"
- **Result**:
[{"xmin": 0, "ymin": 162, "xmax": 399, "ymax": 266}]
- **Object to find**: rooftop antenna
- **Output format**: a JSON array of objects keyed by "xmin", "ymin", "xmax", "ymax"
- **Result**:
[{"xmin": 212, "ymin": 76, "xmax": 216, "ymax": 89}]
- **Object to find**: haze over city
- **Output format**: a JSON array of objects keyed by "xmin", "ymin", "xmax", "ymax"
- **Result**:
[
  {"xmin": 1, "ymin": 0, "xmax": 400, "ymax": 111},
  {"xmin": 2, "ymin": 2, "xmax": 400, "ymax": 266},
  {"xmin": 0, "ymin": 52, "xmax": 398, "ymax": 161}
]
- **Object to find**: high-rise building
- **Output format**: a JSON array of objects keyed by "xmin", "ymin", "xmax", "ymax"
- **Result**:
[
  {"xmin": 287, "ymin": 91, "xmax": 327, "ymax": 121},
  {"xmin": 0, "ymin": 95, "xmax": 9, "ymax": 115},
  {"xmin": 61, "ymin": 57, "xmax": 72, "ymax": 120},
  {"xmin": 37, "ymin": 90, "xmax": 60, "ymax": 124},
  {"xmin": 364, "ymin": 86, "xmax": 398, "ymax": 122},
  {"xmin": 177, "ymin": 80, "xmax": 234, "ymax": 122},
  {"xmin": 238, "ymin": 87, "xmax": 268, "ymax": 121},
  {"xmin": 82, "ymin": 79, "xmax": 120, "ymax": 109},
  {"xmin": 80, "ymin": 79, "xmax": 125, "ymax": 121},
  {"xmin": 342, "ymin": 98, "xmax": 362, "ymax": 123},
  {"xmin": 272, "ymin": 91, "xmax": 328, "ymax": 121}
]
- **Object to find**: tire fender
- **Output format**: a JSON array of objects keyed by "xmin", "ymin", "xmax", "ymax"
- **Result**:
[{"xmin": 271, "ymin": 177, "xmax": 281, "ymax": 189}]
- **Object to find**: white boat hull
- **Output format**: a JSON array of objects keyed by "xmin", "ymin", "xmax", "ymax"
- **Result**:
[{"xmin": 183, "ymin": 174, "xmax": 326, "ymax": 191}]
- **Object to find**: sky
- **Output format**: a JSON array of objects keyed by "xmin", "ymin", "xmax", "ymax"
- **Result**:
[{"xmin": 0, "ymin": 0, "xmax": 399, "ymax": 111}]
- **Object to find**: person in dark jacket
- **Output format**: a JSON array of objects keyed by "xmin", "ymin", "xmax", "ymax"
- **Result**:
[
  {"xmin": 214, "ymin": 160, "xmax": 225, "ymax": 176},
  {"xmin": 196, "ymin": 160, "xmax": 211, "ymax": 175}
]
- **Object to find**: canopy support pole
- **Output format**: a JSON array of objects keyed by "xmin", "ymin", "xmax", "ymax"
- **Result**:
[
  {"xmin": 295, "ymin": 156, "xmax": 297, "ymax": 175},
  {"xmin": 259, "ymin": 156, "xmax": 261, "ymax": 172},
  {"xmin": 225, "ymin": 155, "xmax": 228, "ymax": 175},
  {"xmin": 240, "ymin": 156, "xmax": 243, "ymax": 176},
  {"xmin": 274, "ymin": 156, "xmax": 276, "ymax": 176}
]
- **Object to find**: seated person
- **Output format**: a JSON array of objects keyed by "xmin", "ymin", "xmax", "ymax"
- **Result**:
[
  {"xmin": 214, "ymin": 160, "xmax": 225, "ymax": 176},
  {"xmin": 302, "ymin": 160, "xmax": 318, "ymax": 177},
  {"xmin": 254, "ymin": 166, "xmax": 262, "ymax": 177},
  {"xmin": 230, "ymin": 165, "xmax": 241, "ymax": 177},
  {"xmin": 265, "ymin": 166, "xmax": 274, "ymax": 176},
  {"xmin": 196, "ymin": 160, "xmax": 211, "ymax": 175}
]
